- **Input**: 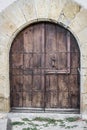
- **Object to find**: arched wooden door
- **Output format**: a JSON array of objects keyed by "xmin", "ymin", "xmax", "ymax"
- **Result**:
[{"xmin": 10, "ymin": 22, "xmax": 80, "ymax": 113}]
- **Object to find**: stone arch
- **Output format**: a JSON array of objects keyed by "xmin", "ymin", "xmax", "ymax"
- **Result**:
[{"xmin": 0, "ymin": 0, "xmax": 87, "ymax": 118}]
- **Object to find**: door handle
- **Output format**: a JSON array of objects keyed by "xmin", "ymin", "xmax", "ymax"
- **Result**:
[
  {"xmin": 77, "ymin": 67, "xmax": 80, "ymax": 74},
  {"xmin": 51, "ymin": 56, "xmax": 56, "ymax": 68}
]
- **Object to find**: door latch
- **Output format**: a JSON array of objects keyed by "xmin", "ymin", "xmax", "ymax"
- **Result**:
[{"xmin": 51, "ymin": 56, "xmax": 56, "ymax": 68}]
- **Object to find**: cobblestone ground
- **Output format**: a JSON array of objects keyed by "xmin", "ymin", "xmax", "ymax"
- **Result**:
[{"xmin": 7, "ymin": 113, "xmax": 87, "ymax": 130}]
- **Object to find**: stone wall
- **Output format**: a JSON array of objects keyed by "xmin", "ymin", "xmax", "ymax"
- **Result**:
[{"xmin": 0, "ymin": 0, "xmax": 87, "ymax": 118}]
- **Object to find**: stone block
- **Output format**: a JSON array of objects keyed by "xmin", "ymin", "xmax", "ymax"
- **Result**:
[
  {"xmin": 0, "ymin": 14, "xmax": 16, "ymax": 37},
  {"xmin": 69, "ymin": 8, "xmax": 87, "ymax": 33},
  {"xmin": 81, "ymin": 54, "xmax": 87, "ymax": 68},
  {"xmin": 0, "ymin": 52, "xmax": 9, "ymax": 70},
  {"xmin": 0, "ymin": 118, "xmax": 7, "ymax": 130},
  {"xmin": 0, "ymin": 73, "xmax": 9, "ymax": 96},
  {"xmin": 77, "ymin": 27, "xmax": 87, "ymax": 43},
  {"xmin": 34, "ymin": 0, "xmax": 50, "ymax": 18},
  {"xmin": 81, "ymin": 74, "xmax": 87, "ymax": 94},
  {"xmin": 0, "ymin": 36, "xmax": 10, "ymax": 55},
  {"xmin": 80, "ymin": 43, "xmax": 87, "ymax": 56},
  {"xmin": 58, "ymin": 1, "xmax": 81, "ymax": 26},
  {"xmin": 17, "ymin": 0, "xmax": 37, "ymax": 21},
  {"xmin": 4, "ymin": 99, "xmax": 10, "ymax": 112},
  {"xmin": 0, "ymin": 97, "xmax": 10, "ymax": 112},
  {"xmin": 82, "ymin": 94, "xmax": 87, "ymax": 113},
  {"xmin": 81, "ymin": 68, "xmax": 87, "ymax": 93},
  {"xmin": 48, "ymin": 0, "xmax": 68, "ymax": 20},
  {"xmin": 0, "ymin": 99, "xmax": 5, "ymax": 112},
  {"xmin": 0, "ymin": 2, "xmax": 26, "ymax": 37}
]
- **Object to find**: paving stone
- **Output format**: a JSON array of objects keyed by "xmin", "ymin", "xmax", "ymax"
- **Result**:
[{"xmin": 7, "ymin": 113, "xmax": 87, "ymax": 130}]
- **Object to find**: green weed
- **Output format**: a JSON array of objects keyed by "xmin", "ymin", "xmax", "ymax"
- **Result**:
[
  {"xmin": 65, "ymin": 117, "xmax": 79, "ymax": 122},
  {"xmin": 22, "ymin": 118, "xmax": 31, "ymax": 122},
  {"xmin": 59, "ymin": 124, "xmax": 66, "ymax": 127},
  {"xmin": 65, "ymin": 126, "xmax": 71, "ymax": 129},
  {"xmin": 33, "ymin": 117, "xmax": 56, "ymax": 123},
  {"xmin": 22, "ymin": 128, "xmax": 38, "ymax": 130},
  {"xmin": 11, "ymin": 121, "xmax": 24, "ymax": 126},
  {"xmin": 65, "ymin": 125, "xmax": 78, "ymax": 129}
]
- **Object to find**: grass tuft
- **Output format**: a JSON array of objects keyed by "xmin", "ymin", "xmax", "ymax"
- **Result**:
[
  {"xmin": 22, "ymin": 118, "xmax": 31, "ymax": 122},
  {"xmin": 59, "ymin": 124, "xmax": 66, "ymax": 127},
  {"xmin": 22, "ymin": 128, "xmax": 38, "ymax": 130},
  {"xmin": 65, "ymin": 117, "xmax": 79, "ymax": 122},
  {"xmin": 65, "ymin": 125, "xmax": 78, "ymax": 129},
  {"xmin": 33, "ymin": 117, "xmax": 56, "ymax": 123},
  {"xmin": 11, "ymin": 121, "xmax": 24, "ymax": 126}
]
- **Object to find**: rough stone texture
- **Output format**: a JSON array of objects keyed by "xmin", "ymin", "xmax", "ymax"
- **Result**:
[
  {"xmin": 7, "ymin": 113, "xmax": 87, "ymax": 130},
  {"xmin": 34, "ymin": 0, "xmax": 50, "ymax": 19},
  {"xmin": 58, "ymin": 0, "xmax": 81, "ymax": 26},
  {"xmin": 77, "ymin": 28, "xmax": 87, "ymax": 43},
  {"xmin": 0, "ymin": 118, "xmax": 8, "ymax": 130},
  {"xmin": 0, "ymin": 98, "xmax": 10, "ymax": 112},
  {"xmin": 17, "ymin": 0, "xmax": 37, "ymax": 21},
  {"xmin": 81, "ymin": 54, "xmax": 87, "ymax": 68},
  {"xmin": 81, "ymin": 75, "xmax": 87, "ymax": 94},
  {"xmin": 0, "ymin": 2, "xmax": 26, "ymax": 37},
  {"xmin": 7, "ymin": 118, "xmax": 12, "ymax": 130},
  {"xmin": 69, "ymin": 8, "xmax": 87, "ymax": 33},
  {"xmin": 48, "ymin": 0, "xmax": 68, "ymax": 20},
  {"xmin": 80, "ymin": 43, "xmax": 87, "ymax": 95},
  {"xmin": 0, "ymin": 35, "xmax": 9, "ymax": 50},
  {"xmin": 0, "ymin": 52, "xmax": 9, "ymax": 94},
  {"xmin": 0, "ymin": 113, "xmax": 8, "ymax": 130},
  {"xmin": 80, "ymin": 43, "xmax": 87, "ymax": 66},
  {"xmin": 82, "ymin": 94, "xmax": 87, "ymax": 113},
  {"xmin": 0, "ymin": 0, "xmax": 87, "ymax": 118}
]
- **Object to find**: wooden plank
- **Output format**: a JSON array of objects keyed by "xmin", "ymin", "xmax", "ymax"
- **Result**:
[
  {"xmin": 24, "ymin": 54, "xmax": 33, "ymax": 69},
  {"xmin": 58, "ymin": 75, "xmax": 68, "ymax": 92},
  {"xmin": 58, "ymin": 52, "xmax": 67, "ymax": 70},
  {"xmin": 45, "ymin": 23, "xmax": 57, "ymax": 70},
  {"xmin": 59, "ymin": 92, "xmax": 69, "ymax": 108},
  {"xmin": 11, "ymin": 54, "xmax": 23, "ymax": 68},
  {"xmin": 58, "ymin": 32, "xmax": 67, "ymax": 52},
  {"xmin": 23, "ymin": 26, "xmax": 33, "ymax": 52},
  {"xmin": 32, "ymin": 91, "xmax": 44, "ymax": 107},
  {"xmin": 45, "ymin": 75, "xmax": 57, "ymax": 91},
  {"xmin": 23, "ymin": 75, "xmax": 32, "ymax": 92},
  {"xmin": 45, "ymin": 75, "xmax": 58, "ymax": 108},
  {"xmin": 11, "ymin": 68, "xmax": 23, "ymax": 75},
  {"xmin": 58, "ymin": 75, "xmax": 69, "ymax": 108},
  {"xmin": 45, "ymin": 23, "xmax": 57, "ymax": 52},
  {"xmin": 11, "ymin": 33, "xmax": 23, "ymax": 53},
  {"xmin": 46, "ymin": 91, "xmax": 58, "ymax": 108},
  {"xmin": 32, "ymin": 75, "xmax": 41, "ymax": 90},
  {"xmin": 31, "ymin": 23, "xmax": 45, "ymax": 107},
  {"xmin": 33, "ymin": 23, "xmax": 44, "ymax": 53},
  {"xmin": 22, "ymin": 91, "xmax": 32, "ymax": 107},
  {"xmin": 33, "ymin": 54, "xmax": 41, "ymax": 68},
  {"xmin": 69, "ymin": 75, "xmax": 80, "ymax": 108},
  {"xmin": 11, "ymin": 92, "xmax": 23, "ymax": 107},
  {"xmin": 11, "ymin": 75, "xmax": 23, "ymax": 92}
]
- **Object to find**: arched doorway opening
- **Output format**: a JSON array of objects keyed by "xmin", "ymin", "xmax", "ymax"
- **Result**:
[{"xmin": 10, "ymin": 22, "xmax": 80, "ymax": 113}]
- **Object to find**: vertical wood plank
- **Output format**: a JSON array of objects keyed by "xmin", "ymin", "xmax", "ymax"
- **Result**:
[{"xmin": 24, "ymin": 26, "xmax": 33, "ymax": 52}]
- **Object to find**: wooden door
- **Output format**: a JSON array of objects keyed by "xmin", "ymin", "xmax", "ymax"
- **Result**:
[{"xmin": 10, "ymin": 22, "xmax": 80, "ymax": 111}]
